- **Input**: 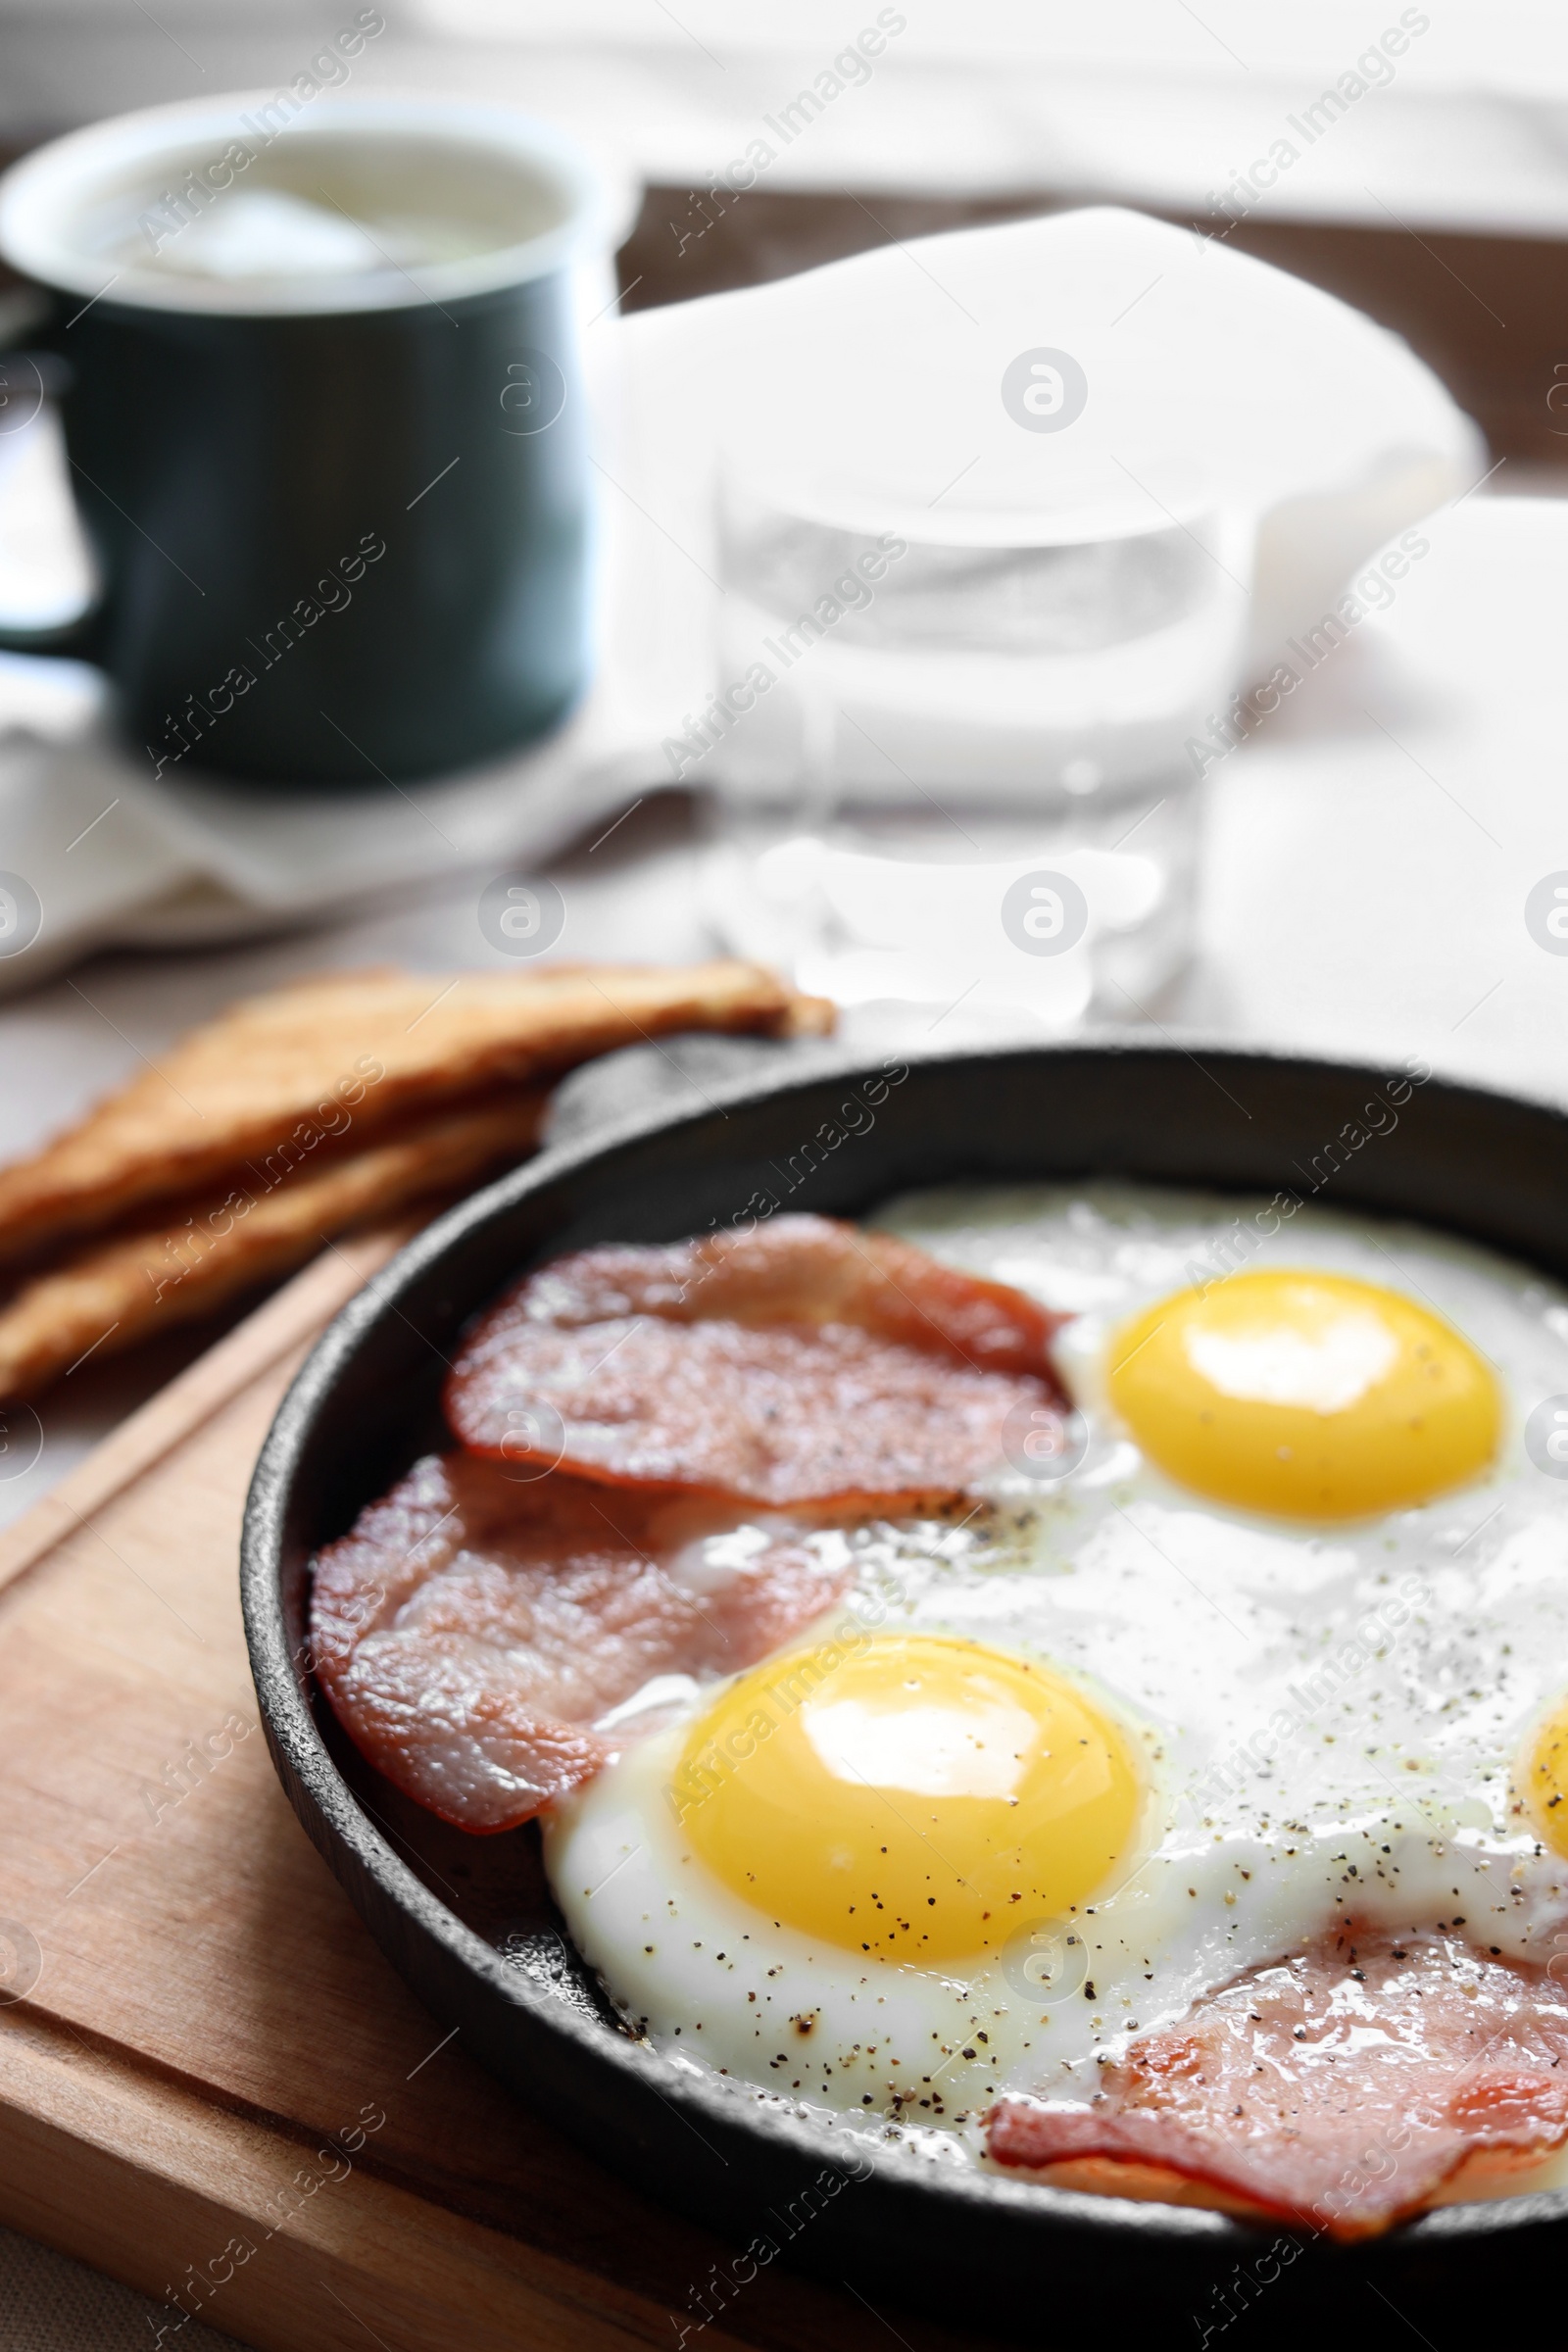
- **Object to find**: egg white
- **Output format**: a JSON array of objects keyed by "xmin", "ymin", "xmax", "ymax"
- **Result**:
[{"xmin": 544, "ymin": 1183, "xmax": 1568, "ymax": 2166}]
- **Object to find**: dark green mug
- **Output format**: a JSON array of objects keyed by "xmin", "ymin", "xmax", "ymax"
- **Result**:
[{"xmin": 0, "ymin": 92, "xmax": 618, "ymax": 787}]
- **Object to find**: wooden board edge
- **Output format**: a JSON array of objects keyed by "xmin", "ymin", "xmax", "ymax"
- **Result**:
[
  {"xmin": 0, "ymin": 2008, "xmax": 736, "ymax": 2352},
  {"xmin": 0, "ymin": 1223, "xmax": 416, "ymax": 1600}
]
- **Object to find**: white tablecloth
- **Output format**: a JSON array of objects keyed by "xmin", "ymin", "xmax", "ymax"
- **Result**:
[{"xmin": 0, "ymin": 2226, "xmax": 241, "ymax": 2352}]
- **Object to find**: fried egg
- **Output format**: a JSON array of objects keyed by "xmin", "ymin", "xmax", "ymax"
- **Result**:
[
  {"xmin": 675, "ymin": 1633, "xmax": 1142, "ymax": 1962},
  {"xmin": 1108, "ymin": 1268, "xmax": 1500, "ymax": 1518},
  {"xmin": 543, "ymin": 1184, "xmax": 1568, "ymax": 2167}
]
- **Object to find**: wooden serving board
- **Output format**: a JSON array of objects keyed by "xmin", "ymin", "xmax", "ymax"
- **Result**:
[{"xmin": 0, "ymin": 1237, "xmax": 980, "ymax": 2352}]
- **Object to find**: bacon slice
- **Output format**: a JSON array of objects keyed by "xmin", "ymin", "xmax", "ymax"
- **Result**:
[
  {"xmin": 309, "ymin": 1451, "xmax": 853, "ymax": 1831},
  {"xmin": 988, "ymin": 1927, "xmax": 1568, "ymax": 2238},
  {"xmin": 445, "ymin": 1214, "xmax": 1065, "ymax": 1505}
]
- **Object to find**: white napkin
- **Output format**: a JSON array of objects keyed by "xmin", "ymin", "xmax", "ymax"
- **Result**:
[
  {"xmin": 705, "ymin": 206, "xmax": 1483, "ymax": 795},
  {"xmin": 0, "ymin": 205, "xmax": 1482, "ymax": 995}
]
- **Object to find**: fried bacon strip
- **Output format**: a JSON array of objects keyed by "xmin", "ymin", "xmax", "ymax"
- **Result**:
[
  {"xmin": 987, "ymin": 1926, "xmax": 1568, "ymax": 2238},
  {"xmin": 310, "ymin": 1450, "xmax": 854, "ymax": 1830},
  {"xmin": 444, "ymin": 1213, "xmax": 1066, "ymax": 1506}
]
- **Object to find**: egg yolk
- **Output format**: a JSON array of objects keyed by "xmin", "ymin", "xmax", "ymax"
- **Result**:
[
  {"xmin": 671, "ymin": 1633, "xmax": 1140, "ymax": 1961},
  {"xmin": 1107, "ymin": 1268, "xmax": 1499, "ymax": 1519},
  {"xmin": 1523, "ymin": 1701, "xmax": 1568, "ymax": 1858}
]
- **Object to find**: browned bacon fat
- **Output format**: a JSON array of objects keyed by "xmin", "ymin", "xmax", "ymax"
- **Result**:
[
  {"xmin": 444, "ymin": 1214, "xmax": 1065, "ymax": 1505},
  {"xmin": 987, "ymin": 1927, "xmax": 1568, "ymax": 2238},
  {"xmin": 309, "ymin": 1451, "xmax": 853, "ymax": 1831}
]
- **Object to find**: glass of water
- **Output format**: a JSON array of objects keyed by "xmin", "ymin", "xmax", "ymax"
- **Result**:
[{"xmin": 699, "ymin": 455, "xmax": 1249, "ymax": 1034}]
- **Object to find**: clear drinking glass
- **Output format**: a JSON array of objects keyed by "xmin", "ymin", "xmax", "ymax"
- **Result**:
[{"xmin": 700, "ymin": 458, "xmax": 1250, "ymax": 1034}]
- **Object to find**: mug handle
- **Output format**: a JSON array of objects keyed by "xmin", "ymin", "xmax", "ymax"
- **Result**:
[{"xmin": 0, "ymin": 292, "xmax": 103, "ymax": 660}]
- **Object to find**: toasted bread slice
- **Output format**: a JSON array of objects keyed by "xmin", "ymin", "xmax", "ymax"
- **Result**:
[
  {"xmin": 0, "ymin": 1090, "xmax": 547, "ymax": 1401},
  {"xmin": 0, "ymin": 959, "xmax": 830, "ymax": 1264}
]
